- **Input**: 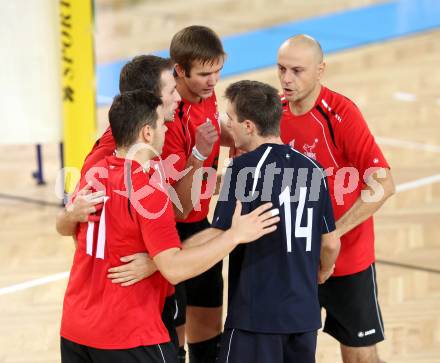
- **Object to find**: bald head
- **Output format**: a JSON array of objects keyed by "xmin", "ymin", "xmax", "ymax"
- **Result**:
[
  {"xmin": 277, "ymin": 34, "xmax": 325, "ymax": 108},
  {"xmin": 279, "ymin": 34, "xmax": 323, "ymax": 64}
]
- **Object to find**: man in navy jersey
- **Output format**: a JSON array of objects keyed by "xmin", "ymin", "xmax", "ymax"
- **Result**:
[
  {"xmin": 212, "ymin": 80, "xmax": 340, "ymax": 363},
  {"xmin": 277, "ymin": 35, "xmax": 395, "ymax": 363}
]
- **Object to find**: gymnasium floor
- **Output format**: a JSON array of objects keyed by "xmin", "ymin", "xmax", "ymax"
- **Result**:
[{"xmin": 0, "ymin": 0, "xmax": 439, "ymax": 362}]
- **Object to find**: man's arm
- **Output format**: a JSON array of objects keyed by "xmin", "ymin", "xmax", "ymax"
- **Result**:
[
  {"xmin": 154, "ymin": 202, "xmax": 279, "ymax": 285},
  {"xmin": 56, "ymin": 210, "xmax": 79, "ymax": 237},
  {"xmin": 107, "ymin": 253, "xmax": 157, "ymax": 287},
  {"xmin": 172, "ymin": 154, "xmax": 204, "ymax": 219},
  {"xmin": 56, "ymin": 183, "xmax": 105, "ymax": 236},
  {"xmin": 109, "ymin": 155, "xmax": 231, "ymax": 287},
  {"xmin": 334, "ymin": 100, "xmax": 394, "ymax": 238},
  {"xmin": 335, "ymin": 168, "xmax": 395, "ymax": 238},
  {"xmin": 318, "ymin": 231, "xmax": 340, "ymax": 284},
  {"xmin": 172, "ymin": 120, "xmax": 219, "ymax": 219},
  {"xmin": 182, "ymin": 227, "xmax": 223, "ymax": 248},
  {"xmin": 107, "ymin": 228, "xmax": 223, "ymax": 286}
]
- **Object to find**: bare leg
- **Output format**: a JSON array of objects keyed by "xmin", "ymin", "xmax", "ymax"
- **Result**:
[
  {"xmin": 176, "ymin": 324, "xmax": 186, "ymax": 347},
  {"xmin": 185, "ymin": 306, "xmax": 222, "ymax": 362},
  {"xmin": 186, "ymin": 306, "xmax": 222, "ymax": 343},
  {"xmin": 340, "ymin": 344, "xmax": 385, "ymax": 363}
]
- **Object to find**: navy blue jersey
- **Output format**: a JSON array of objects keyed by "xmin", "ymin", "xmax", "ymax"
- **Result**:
[{"xmin": 212, "ymin": 143, "xmax": 335, "ymax": 333}]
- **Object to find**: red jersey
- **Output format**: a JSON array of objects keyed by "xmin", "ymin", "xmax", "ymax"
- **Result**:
[
  {"xmin": 280, "ymin": 86, "xmax": 389, "ymax": 276},
  {"xmin": 81, "ymin": 127, "xmax": 116, "ymax": 178},
  {"xmin": 61, "ymin": 156, "xmax": 181, "ymax": 349},
  {"xmin": 161, "ymin": 93, "xmax": 221, "ymax": 223}
]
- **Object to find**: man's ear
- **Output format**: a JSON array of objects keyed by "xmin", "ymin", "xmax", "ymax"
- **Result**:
[
  {"xmin": 243, "ymin": 119, "xmax": 257, "ymax": 135},
  {"xmin": 140, "ymin": 124, "xmax": 153, "ymax": 143},
  {"xmin": 174, "ymin": 63, "xmax": 186, "ymax": 78},
  {"xmin": 317, "ymin": 61, "xmax": 326, "ymax": 81}
]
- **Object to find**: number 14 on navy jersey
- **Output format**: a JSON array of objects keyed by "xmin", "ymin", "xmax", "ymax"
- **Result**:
[{"xmin": 212, "ymin": 143, "xmax": 336, "ymax": 333}]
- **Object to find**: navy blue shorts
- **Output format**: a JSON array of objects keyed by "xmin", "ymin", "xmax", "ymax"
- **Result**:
[{"xmin": 218, "ymin": 328, "xmax": 317, "ymax": 363}]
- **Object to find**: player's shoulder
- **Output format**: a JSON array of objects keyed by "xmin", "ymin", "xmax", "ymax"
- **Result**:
[
  {"xmin": 288, "ymin": 146, "xmax": 326, "ymax": 170},
  {"xmin": 319, "ymin": 86, "xmax": 362, "ymax": 121},
  {"xmin": 322, "ymin": 86, "xmax": 355, "ymax": 105},
  {"xmin": 78, "ymin": 156, "xmax": 114, "ymax": 195},
  {"xmin": 82, "ymin": 154, "xmax": 111, "ymax": 176},
  {"xmin": 260, "ymin": 143, "xmax": 321, "ymax": 168},
  {"xmin": 228, "ymin": 152, "xmax": 251, "ymax": 170},
  {"xmin": 232, "ymin": 144, "xmax": 275, "ymax": 167},
  {"xmin": 93, "ymin": 156, "xmax": 111, "ymax": 169},
  {"xmin": 126, "ymin": 160, "xmax": 152, "ymax": 186},
  {"xmin": 100, "ymin": 126, "xmax": 114, "ymax": 141},
  {"xmin": 93, "ymin": 126, "xmax": 116, "ymax": 151},
  {"xmin": 286, "ymin": 148, "xmax": 329, "ymax": 190}
]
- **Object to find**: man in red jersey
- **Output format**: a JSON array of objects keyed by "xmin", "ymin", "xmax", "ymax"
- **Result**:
[
  {"xmin": 160, "ymin": 26, "xmax": 234, "ymax": 363},
  {"xmin": 55, "ymin": 55, "xmax": 186, "ymax": 354},
  {"xmin": 56, "ymin": 54, "xmax": 221, "ymax": 282},
  {"xmin": 56, "ymin": 55, "xmax": 181, "ymax": 236},
  {"xmin": 57, "ymin": 30, "xmax": 233, "ymax": 361},
  {"xmin": 60, "ymin": 89, "xmax": 279, "ymax": 363},
  {"xmin": 277, "ymin": 34, "xmax": 395, "ymax": 363}
]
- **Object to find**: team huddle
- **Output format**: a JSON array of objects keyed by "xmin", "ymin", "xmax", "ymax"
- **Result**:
[{"xmin": 56, "ymin": 26, "xmax": 395, "ymax": 363}]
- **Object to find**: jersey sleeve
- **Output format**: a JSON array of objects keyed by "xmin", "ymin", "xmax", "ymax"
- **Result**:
[
  {"xmin": 137, "ymin": 186, "xmax": 182, "ymax": 257},
  {"xmin": 161, "ymin": 113, "xmax": 189, "ymax": 186},
  {"xmin": 211, "ymin": 161, "xmax": 240, "ymax": 231},
  {"xmin": 320, "ymin": 177, "xmax": 336, "ymax": 234},
  {"xmin": 336, "ymin": 101, "xmax": 390, "ymax": 181}
]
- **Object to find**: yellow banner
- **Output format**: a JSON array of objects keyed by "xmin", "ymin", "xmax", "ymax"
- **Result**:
[{"xmin": 60, "ymin": 0, "xmax": 96, "ymax": 191}]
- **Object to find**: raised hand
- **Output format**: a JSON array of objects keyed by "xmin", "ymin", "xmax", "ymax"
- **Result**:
[{"xmin": 194, "ymin": 118, "xmax": 219, "ymax": 158}]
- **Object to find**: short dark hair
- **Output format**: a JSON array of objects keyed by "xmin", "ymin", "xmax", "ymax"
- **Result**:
[
  {"xmin": 170, "ymin": 25, "xmax": 226, "ymax": 75},
  {"xmin": 109, "ymin": 89, "xmax": 162, "ymax": 148},
  {"xmin": 119, "ymin": 55, "xmax": 173, "ymax": 94},
  {"xmin": 225, "ymin": 80, "xmax": 282, "ymax": 137}
]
